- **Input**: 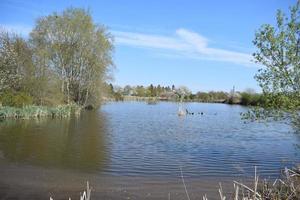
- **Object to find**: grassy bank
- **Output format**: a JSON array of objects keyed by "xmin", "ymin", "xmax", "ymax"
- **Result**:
[
  {"xmin": 206, "ymin": 167, "xmax": 300, "ymax": 200},
  {"xmin": 0, "ymin": 104, "xmax": 81, "ymax": 119}
]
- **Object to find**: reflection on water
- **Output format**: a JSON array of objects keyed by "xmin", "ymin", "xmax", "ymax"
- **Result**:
[
  {"xmin": 0, "ymin": 111, "xmax": 108, "ymax": 171},
  {"xmin": 0, "ymin": 102, "xmax": 299, "ymax": 178}
]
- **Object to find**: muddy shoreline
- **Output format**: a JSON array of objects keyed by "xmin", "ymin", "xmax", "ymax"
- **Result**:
[{"xmin": 0, "ymin": 162, "xmax": 250, "ymax": 200}]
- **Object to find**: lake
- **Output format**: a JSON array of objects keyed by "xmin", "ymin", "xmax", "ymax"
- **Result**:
[{"xmin": 0, "ymin": 102, "xmax": 299, "ymax": 199}]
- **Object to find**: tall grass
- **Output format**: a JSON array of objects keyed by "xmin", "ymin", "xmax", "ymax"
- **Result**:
[
  {"xmin": 0, "ymin": 104, "xmax": 81, "ymax": 119},
  {"xmin": 50, "ymin": 182, "xmax": 91, "ymax": 200},
  {"xmin": 202, "ymin": 166, "xmax": 300, "ymax": 200}
]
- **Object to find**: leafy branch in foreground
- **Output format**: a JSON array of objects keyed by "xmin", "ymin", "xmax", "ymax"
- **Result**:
[{"xmin": 244, "ymin": 1, "xmax": 300, "ymax": 126}]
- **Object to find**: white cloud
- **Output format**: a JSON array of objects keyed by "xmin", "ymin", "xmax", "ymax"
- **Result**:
[
  {"xmin": 113, "ymin": 31, "xmax": 190, "ymax": 51},
  {"xmin": 176, "ymin": 28, "xmax": 208, "ymax": 49},
  {"xmin": 0, "ymin": 24, "xmax": 255, "ymax": 66},
  {"xmin": 114, "ymin": 28, "xmax": 254, "ymax": 66}
]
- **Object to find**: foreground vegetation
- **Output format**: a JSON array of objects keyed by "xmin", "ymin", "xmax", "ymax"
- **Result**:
[
  {"xmin": 0, "ymin": 8, "xmax": 113, "ymax": 112},
  {"xmin": 243, "ymin": 1, "xmax": 300, "ymax": 124},
  {"xmin": 205, "ymin": 167, "xmax": 300, "ymax": 200}
]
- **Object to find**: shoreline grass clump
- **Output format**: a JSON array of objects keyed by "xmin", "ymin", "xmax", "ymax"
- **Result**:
[
  {"xmin": 202, "ymin": 166, "xmax": 300, "ymax": 200},
  {"xmin": 50, "ymin": 182, "xmax": 91, "ymax": 200},
  {"xmin": 0, "ymin": 104, "xmax": 81, "ymax": 119}
]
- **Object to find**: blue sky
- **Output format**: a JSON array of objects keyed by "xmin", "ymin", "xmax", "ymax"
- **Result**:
[{"xmin": 0, "ymin": 0, "xmax": 296, "ymax": 92}]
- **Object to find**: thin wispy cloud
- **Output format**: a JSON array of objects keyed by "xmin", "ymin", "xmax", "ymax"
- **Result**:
[
  {"xmin": 113, "ymin": 31, "xmax": 190, "ymax": 51},
  {"xmin": 114, "ymin": 28, "xmax": 254, "ymax": 66},
  {"xmin": 0, "ymin": 23, "xmax": 255, "ymax": 66}
]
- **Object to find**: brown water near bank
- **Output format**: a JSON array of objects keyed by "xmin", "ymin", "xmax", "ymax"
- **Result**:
[{"xmin": 0, "ymin": 162, "xmax": 244, "ymax": 200}]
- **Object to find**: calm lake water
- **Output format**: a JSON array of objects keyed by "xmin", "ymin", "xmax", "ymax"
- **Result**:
[{"xmin": 0, "ymin": 102, "xmax": 299, "ymax": 199}]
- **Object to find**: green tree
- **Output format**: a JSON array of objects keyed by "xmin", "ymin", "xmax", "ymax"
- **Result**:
[
  {"xmin": 157, "ymin": 84, "xmax": 162, "ymax": 96},
  {"xmin": 166, "ymin": 86, "xmax": 171, "ymax": 92},
  {"xmin": 123, "ymin": 85, "xmax": 132, "ymax": 95},
  {"xmin": 196, "ymin": 92, "xmax": 210, "ymax": 102},
  {"xmin": 109, "ymin": 84, "xmax": 114, "ymax": 94},
  {"xmin": 176, "ymin": 86, "xmax": 191, "ymax": 101},
  {"xmin": 0, "ymin": 30, "xmax": 36, "ymax": 106},
  {"xmin": 148, "ymin": 84, "xmax": 154, "ymax": 97},
  {"xmin": 172, "ymin": 85, "xmax": 175, "ymax": 91},
  {"xmin": 30, "ymin": 8, "xmax": 114, "ymax": 107},
  {"xmin": 136, "ymin": 86, "xmax": 146, "ymax": 97},
  {"xmin": 0, "ymin": 31, "xmax": 33, "ymax": 92},
  {"xmin": 244, "ymin": 1, "xmax": 300, "ymax": 125}
]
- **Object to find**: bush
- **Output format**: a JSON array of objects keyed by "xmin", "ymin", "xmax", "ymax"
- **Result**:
[
  {"xmin": 240, "ymin": 92, "xmax": 265, "ymax": 106},
  {"xmin": 113, "ymin": 92, "xmax": 124, "ymax": 101},
  {"xmin": 0, "ymin": 91, "xmax": 33, "ymax": 107}
]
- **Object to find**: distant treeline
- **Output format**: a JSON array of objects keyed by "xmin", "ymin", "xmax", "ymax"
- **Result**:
[{"xmin": 105, "ymin": 84, "xmax": 266, "ymax": 106}]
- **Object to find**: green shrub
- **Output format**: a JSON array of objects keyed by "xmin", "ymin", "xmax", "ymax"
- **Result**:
[
  {"xmin": 1, "ymin": 91, "xmax": 33, "ymax": 107},
  {"xmin": 113, "ymin": 92, "xmax": 124, "ymax": 101},
  {"xmin": 240, "ymin": 92, "xmax": 252, "ymax": 105},
  {"xmin": 240, "ymin": 92, "xmax": 265, "ymax": 106}
]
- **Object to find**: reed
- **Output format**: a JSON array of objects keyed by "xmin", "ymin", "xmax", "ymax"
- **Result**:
[
  {"xmin": 203, "ymin": 166, "xmax": 300, "ymax": 200},
  {"xmin": 50, "ymin": 182, "xmax": 91, "ymax": 200},
  {"xmin": 0, "ymin": 104, "xmax": 81, "ymax": 119}
]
